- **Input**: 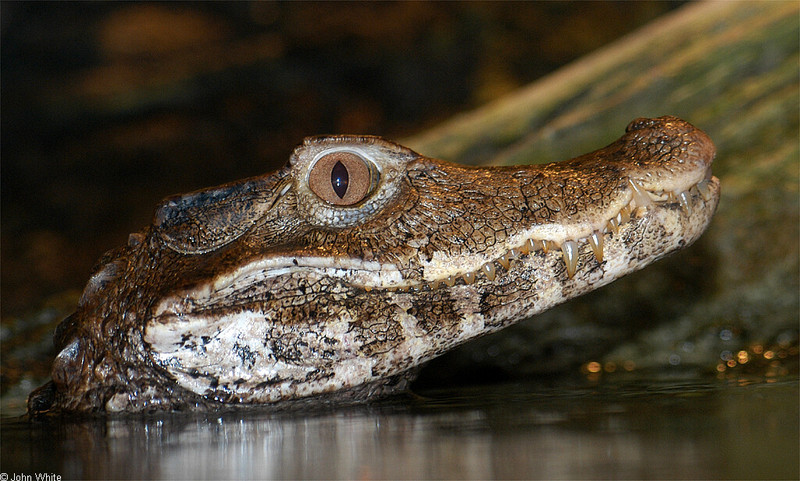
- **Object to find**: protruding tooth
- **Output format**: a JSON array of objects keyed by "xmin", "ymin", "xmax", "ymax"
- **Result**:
[
  {"xmin": 509, "ymin": 248, "xmax": 520, "ymax": 259},
  {"xmin": 677, "ymin": 191, "xmax": 692, "ymax": 215},
  {"xmin": 463, "ymin": 272, "xmax": 476, "ymax": 285},
  {"xmin": 628, "ymin": 179, "xmax": 653, "ymax": 209},
  {"xmin": 443, "ymin": 275, "xmax": 456, "ymax": 287},
  {"xmin": 589, "ymin": 231, "xmax": 604, "ymax": 263},
  {"xmin": 481, "ymin": 262, "xmax": 496, "ymax": 281},
  {"xmin": 498, "ymin": 253, "xmax": 511, "ymax": 269},
  {"xmin": 696, "ymin": 180, "xmax": 712, "ymax": 201},
  {"xmin": 618, "ymin": 205, "xmax": 631, "ymax": 225},
  {"xmin": 561, "ymin": 240, "xmax": 579, "ymax": 279},
  {"xmin": 518, "ymin": 240, "xmax": 531, "ymax": 255},
  {"xmin": 607, "ymin": 217, "xmax": 619, "ymax": 234}
]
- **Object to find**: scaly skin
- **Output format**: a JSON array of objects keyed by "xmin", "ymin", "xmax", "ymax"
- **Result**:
[{"xmin": 28, "ymin": 116, "xmax": 719, "ymax": 414}]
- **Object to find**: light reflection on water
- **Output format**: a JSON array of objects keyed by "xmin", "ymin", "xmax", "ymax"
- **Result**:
[{"xmin": 2, "ymin": 377, "xmax": 798, "ymax": 479}]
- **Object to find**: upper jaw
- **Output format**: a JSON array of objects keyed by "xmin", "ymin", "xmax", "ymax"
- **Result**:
[
  {"xmin": 153, "ymin": 115, "xmax": 719, "ymax": 307},
  {"xmin": 405, "ymin": 116, "xmax": 719, "ymax": 284},
  {"xmin": 413, "ymin": 176, "xmax": 719, "ymax": 288}
]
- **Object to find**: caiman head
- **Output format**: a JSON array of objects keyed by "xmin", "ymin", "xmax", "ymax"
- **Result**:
[{"xmin": 29, "ymin": 116, "xmax": 719, "ymax": 414}]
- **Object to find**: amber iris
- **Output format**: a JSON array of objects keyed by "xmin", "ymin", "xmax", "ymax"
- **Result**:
[{"xmin": 308, "ymin": 151, "xmax": 374, "ymax": 206}]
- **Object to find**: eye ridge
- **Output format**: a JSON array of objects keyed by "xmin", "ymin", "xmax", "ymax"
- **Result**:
[{"xmin": 331, "ymin": 160, "xmax": 349, "ymax": 199}]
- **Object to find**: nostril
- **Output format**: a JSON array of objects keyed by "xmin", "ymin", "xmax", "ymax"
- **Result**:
[
  {"xmin": 626, "ymin": 117, "xmax": 653, "ymax": 132},
  {"xmin": 626, "ymin": 115, "xmax": 689, "ymax": 134}
]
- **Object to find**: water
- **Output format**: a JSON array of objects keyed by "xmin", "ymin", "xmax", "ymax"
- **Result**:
[{"xmin": 2, "ymin": 376, "xmax": 797, "ymax": 480}]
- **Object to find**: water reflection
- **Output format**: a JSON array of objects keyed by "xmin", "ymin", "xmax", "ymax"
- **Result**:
[{"xmin": 3, "ymin": 377, "xmax": 797, "ymax": 479}]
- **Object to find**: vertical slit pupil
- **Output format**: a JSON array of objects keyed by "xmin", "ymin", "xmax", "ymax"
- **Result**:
[{"xmin": 331, "ymin": 160, "xmax": 349, "ymax": 199}]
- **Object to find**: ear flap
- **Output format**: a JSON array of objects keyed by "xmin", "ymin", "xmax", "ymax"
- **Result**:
[{"xmin": 153, "ymin": 176, "xmax": 289, "ymax": 255}]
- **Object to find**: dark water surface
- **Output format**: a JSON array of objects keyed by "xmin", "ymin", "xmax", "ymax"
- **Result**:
[{"xmin": 2, "ymin": 376, "xmax": 797, "ymax": 480}]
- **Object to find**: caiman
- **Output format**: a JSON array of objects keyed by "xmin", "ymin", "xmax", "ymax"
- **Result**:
[{"xmin": 28, "ymin": 116, "xmax": 720, "ymax": 414}]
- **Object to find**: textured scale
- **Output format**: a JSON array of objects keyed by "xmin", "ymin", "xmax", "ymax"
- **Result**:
[{"xmin": 28, "ymin": 116, "xmax": 720, "ymax": 414}]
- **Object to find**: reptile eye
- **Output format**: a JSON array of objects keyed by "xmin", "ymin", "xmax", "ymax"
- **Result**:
[{"xmin": 308, "ymin": 151, "xmax": 377, "ymax": 206}]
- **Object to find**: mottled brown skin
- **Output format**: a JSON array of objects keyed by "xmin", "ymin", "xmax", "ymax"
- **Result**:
[{"xmin": 28, "ymin": 116, "xmax": 719, "ymax": 414}]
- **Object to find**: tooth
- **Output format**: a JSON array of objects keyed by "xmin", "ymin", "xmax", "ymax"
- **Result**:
[
  {"xmin": 530, "ymin": 239, "xmax": 545, "ymax": 252},
  {"xmin": 542, "ymin": 240, "xmax": 559, "ymax": 253},
  {"xmin": 443, "ymin": 275, "xmax": 456, "ymax": 287},
  {"xmin": 463, "ymin": 272, "xmax": 476, "ymax": 285},
  {"xmin": 518, "ymin": 240, "xmax": 531, "ymax": 255},
  {"xmin": 628, "ymin": 179, "xmax": 653, "ymax": 209},
  {"xmin": 677, "ymin": 191, "xmax": 692, "ymax": 215},
  {"xmin": 692, "ymin": 184, "xmax": 706, "ymax": 208},
  {"xmin": 607, "ymin": 217, "xmax": 619, "ymax": 234},
  {"xmin": 618, "ymin": 205, "xmax": 631, "ymax": 225},
  {"xmin": 481, "ymin": 262, "xmax": 496, "ymax": 281},
  {"xmin": 697, "ymin": 180, "xmax": 712, "ymax": 201},
  {"xmin": 509, "ymin": 248, "xmax": 520, "ymax": 259},
  {"xmin": 498, "ymin": 253, "xmax": 511, "ymax": 269},
  {"xmin": 561, "ymin": 240, "xmax": 579, "ymax": 278},
  {"xmin": 589, "ymin": 231, "xmax": 604, "ymax": 263},
  {"xmin": 430, "ymin": 280, "xmax": 441, "ymax": 290}
]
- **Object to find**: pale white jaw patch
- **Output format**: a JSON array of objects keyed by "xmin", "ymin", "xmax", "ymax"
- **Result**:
[
  {"xmin": 146, "ymin": 311, "xmax": 315, "ymax": 400},
  {"xmin": 145, "ymin": 285, "xmax": 488, "ymax": 403}
]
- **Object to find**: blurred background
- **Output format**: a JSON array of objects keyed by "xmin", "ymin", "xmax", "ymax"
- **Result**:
[
  {"xmin": 2, "ymin": 5, "xmax": 797, "ymax": 479},
  {"xmin": 1, "ymin": 1, "xmax": 683, "ymax": 321}
]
